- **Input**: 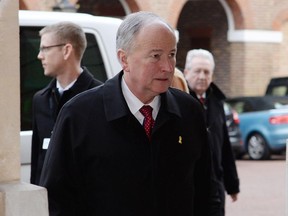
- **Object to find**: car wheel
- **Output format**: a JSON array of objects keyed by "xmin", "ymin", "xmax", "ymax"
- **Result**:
[{"xmin": 247, "ymin": 133, "xmax": 270, "ymax": 160}]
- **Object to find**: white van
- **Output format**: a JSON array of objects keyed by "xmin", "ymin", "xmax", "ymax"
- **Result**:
[{"xmin": 19, "ymin": 10, "xmax": 122, "ymax": 182}]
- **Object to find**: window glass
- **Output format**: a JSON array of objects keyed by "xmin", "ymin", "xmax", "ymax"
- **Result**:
[
  {"xmin": 20, "ymin": 27, "xmax": 107, "ymax": 131},
  {"xmin": 271, "ymin": 86, "xmax": 287, "ymax": 96},
  {"xmin": 229, "ymin": 102, "xmax": 245, "ymax": 114},
  {"xmin": 20, "ymin": 27, "xmax": 50, "ymax": 131},
  {"xmin": 82, "ymin": 33, "xmax": 107, "ymax": 82}
]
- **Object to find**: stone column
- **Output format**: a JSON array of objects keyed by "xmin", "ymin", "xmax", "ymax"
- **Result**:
[
  {"xmin": 286, "ymin": 139, "xmax": 288, "ymax": 216},
  {"xmin": 0, "ymin": 1, "xmax": 48, "ymax": 215}
]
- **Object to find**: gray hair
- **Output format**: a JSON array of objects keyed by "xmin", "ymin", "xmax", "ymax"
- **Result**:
[
  {"xmin": 39, "ymin": 21, "xmax": 87, "ymax": 60},
  {"xmin": 116, "ymin": 11, "xmax": 175, "ymax": 52},
  {"xmin": 184, "ymin": 49, "xmax": 215, "ymax": 71}
]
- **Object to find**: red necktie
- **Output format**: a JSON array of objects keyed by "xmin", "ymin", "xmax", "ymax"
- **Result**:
[
  {"xmin": 199, "ymin": 96, "xmax": 205, "ymax": 105},
  {"xmin": 140, "ymin": 105, "xmax": 155, "ymax": 140}
]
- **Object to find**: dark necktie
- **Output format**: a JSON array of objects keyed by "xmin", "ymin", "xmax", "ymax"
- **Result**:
[
  {"xmin": 199, "ymin": 96, "xmax": 205, "ymax": 105},
  {"xmin": 140, "ymin": 105, "xmax": 155, "ymax": 140}
]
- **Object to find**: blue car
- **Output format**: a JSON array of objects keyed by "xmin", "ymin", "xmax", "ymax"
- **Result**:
[{"xmin": 226, "ymin": 96, "xmax": 288, "ymax": 160}]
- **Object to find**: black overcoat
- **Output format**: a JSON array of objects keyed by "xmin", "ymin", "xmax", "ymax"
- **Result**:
[
  {"xmin": 40, "ymin": 71, "xmax": 211, "ymax": 216},
  {"xmin": 189, "ymin": 83, "xmax": 240, "ymax": 214},
  {"xmin": 31, "ymin": 67, "xmax": 102, "ymax": 184}
]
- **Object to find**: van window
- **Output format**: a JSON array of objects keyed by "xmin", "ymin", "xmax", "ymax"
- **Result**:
[
  {"xmin": 20, "ymin": 26, "xmax": 107, "ymax": 131},
  {"xmin": 82, "ymin": 33, "xmax": 107, "ymax": 81}
]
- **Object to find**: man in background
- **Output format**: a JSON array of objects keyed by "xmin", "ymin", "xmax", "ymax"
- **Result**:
[
  {"xmin": 30, "ymin": 22, "xmax": 102, "ymax": 185},
  {"xmin": 184, "ymin": 48, "xmax": 240, "ymax": 216}
]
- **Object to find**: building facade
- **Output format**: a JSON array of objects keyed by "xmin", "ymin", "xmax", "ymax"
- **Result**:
[{"xmin": 20, "ymin": 0, "xmax": 288, "ymax": 97}]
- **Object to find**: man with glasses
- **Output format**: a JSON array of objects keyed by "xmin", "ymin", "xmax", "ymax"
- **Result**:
[{"xmin": 30, "ymin": 21, "xmax": 102, "ymax": 185}]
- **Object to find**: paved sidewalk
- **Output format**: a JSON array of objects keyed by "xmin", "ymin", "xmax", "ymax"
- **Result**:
[{"xmin": 226, "ymin": 156, "xmax": 286, "ymax": 216}]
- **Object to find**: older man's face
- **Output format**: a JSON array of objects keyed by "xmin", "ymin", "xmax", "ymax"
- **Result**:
[
  {"xmin": 184, "ymin": 57, "xmax": 213, "ymax": 95},
  {"xmin": 119, "ymin": 21, "xmax": 177, "ymax": 104}
]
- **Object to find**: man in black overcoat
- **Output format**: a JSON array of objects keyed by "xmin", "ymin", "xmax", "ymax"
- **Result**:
[
  {"xmin": 40, "ymin": 12, "xmax": 211, "ymax": 216},
  {"xmin": 30, "ymin": 22, "xmax": 102, "ymax": 185},
  {"xmin": 184, "ymin": 49, "xmax": 240, "ymax": 216}
]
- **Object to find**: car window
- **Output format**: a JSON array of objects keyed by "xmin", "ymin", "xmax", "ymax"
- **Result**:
[
  {"xmin": 242, "ymin": 102, "xmax": 253, "ymax": 112},
  {"xmin": 228, "ymin": 101, "xmax": 245, "ymax": 114},
  {"xmin": 269, "ymin": 86, "xmax": 288, "ymax": 96},
  {"xmin": 266, "ymin": 77, "xmax": 288, "ymax": 96},
  {"xmin": 223, "ymin": 102, "xmax": 231, "ymax": 115},
  {"xmin": 20, "ymin": 26, "xmax": 107, "ymax": 131}
]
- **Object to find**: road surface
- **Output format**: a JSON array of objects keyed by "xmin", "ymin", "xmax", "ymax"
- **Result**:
[{"xmin": 226, "ymin": 155, "xmax": 286, "ymax": 216}]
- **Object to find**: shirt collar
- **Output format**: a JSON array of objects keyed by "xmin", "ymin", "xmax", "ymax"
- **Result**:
[
  {"xmin": 121, "ymin": 77, "xmax": 160, "ymax": 120},
  {"xmin": 56, "ymin": 68, "xmax": 83, "ymax": 94},
  {"xmin": 197, "ymin": 93, "xmax": 206, "ymax": 99}
]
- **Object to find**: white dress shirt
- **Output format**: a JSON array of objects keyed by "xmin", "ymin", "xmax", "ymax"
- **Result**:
[
  {"xmin": 121, "ymin": 77, "xmax": 160, "ymax": 125},
  {"xmin": 56, "ymin": 68, "xmax": 83, "ymax": 95}
]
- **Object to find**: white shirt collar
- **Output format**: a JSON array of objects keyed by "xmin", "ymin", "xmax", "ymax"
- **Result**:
[
  {"xmin": 56, "ymin": 68, "xmax": 83, "ymax": 95},
  {"xmin": 197, "ymin": 93, "xmax": 206, "ymax": 99},
  {"xmin": 56, "ymin": 80, "xmax": 76, "ymax": 94},
  {"xmin": 121, "ymin": 77, "xmax": 160, "ymax": 123}
]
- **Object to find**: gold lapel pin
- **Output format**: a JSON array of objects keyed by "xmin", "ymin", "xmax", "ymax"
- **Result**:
[{"xmin": 178, "ymin": 136, "xmax": 182, "ymax": 144}]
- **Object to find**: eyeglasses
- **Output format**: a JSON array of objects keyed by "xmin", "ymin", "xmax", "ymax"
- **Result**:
[{"xmin": 39, "ymin": 44, "xmax": 66, "ymax": 53}]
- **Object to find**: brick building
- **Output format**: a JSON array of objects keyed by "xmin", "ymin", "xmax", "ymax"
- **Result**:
[{"xmin": 20, "ymin": 0, "xmax": 288, "ymax": 97}]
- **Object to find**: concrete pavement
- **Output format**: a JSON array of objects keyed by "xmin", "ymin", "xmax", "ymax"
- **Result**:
[{"xmin": 226, "ymin": 155, "xmax": 285, "ymax": 216}]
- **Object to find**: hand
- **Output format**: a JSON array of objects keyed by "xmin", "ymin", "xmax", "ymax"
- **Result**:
[{"xmin": 230, "ymin": 193, "xmax": 238, "ymax": 202}]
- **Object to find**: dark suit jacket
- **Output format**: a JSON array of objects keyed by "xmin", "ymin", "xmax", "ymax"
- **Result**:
[
  {"xmin": 39, "ymin": 71, "xmax": 211, "ymax": 216},
  {"xmin": 30, "ymin": 67, "xmax": 102, "ymax": 184}
]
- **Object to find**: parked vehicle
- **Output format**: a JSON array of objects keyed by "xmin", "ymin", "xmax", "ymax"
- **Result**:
[
  {"xmin": 223, "ymin": 102, "xmax": 244, "ymax": 159},
  {"xmin": 265, "ymin": 77, "xmax": 288, "ymax": 96},
  {"xmin": 19, "ymin": 10, "xmax": 122, "ymax": 182},
  {"xmin": 225, "ymin": 96, "xmax": 288, "ymax": 160}
]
